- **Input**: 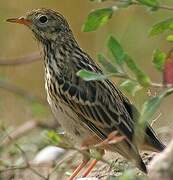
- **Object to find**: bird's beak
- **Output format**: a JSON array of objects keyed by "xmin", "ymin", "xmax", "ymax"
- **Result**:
[{"xmin": 6, "ymin": 17, "xmax": 31, "ymax": 26}]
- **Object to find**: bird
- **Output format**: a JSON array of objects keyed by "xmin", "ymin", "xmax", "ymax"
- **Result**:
[{"xmin": 7, "ymin": 8, "xmax": 165, "ymax": 179}]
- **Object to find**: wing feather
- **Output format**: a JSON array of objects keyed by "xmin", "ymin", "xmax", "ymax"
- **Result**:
[{"xmin": 59, "ymin": 78, "xmax": 135, "ymax": 141}]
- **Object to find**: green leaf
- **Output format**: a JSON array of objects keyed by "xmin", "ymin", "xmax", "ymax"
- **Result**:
[
  {"xmin": 77, "ymin": 69, "xmax": 125, "ymax": 81},
  {"xmin": 97, "ymin": 53, "xmax": 122, "ymax": 74},
  {"xmin": 82, "ymin": 8, "xmax": 114, "ymax": 32},
  {"xmin": 117, "ymin": 0, "xmax": 133, "ymax": 8},
  {"xmin": 120, "ymin": 80, "xmax": 142, "ymax": 96},
  {"xmin": 124, "ymin": 55, "xmax": 151, "ymax": 87},
  {"xmin": 140, "ymin": 88, "xmax": 173, "ymax": 126},
  {"xmin": 137, "ymin": 0, "xmax": 159, "ymax": 8},
  {"xmin": 149, "ymin": 17, "xmax": 173, "ymax": 36},
  {"xmin": 65, "ymin": 171, "xmax": 72, "ymax": 177},
  {"xmin": 107, "ymin": 36, "xmax": 126, "ymax": 65},
  {"xmin": 135, "ymin": 88, "xmax": 173, "ymax": 145},
  {"xmin": 167, "ymin": 35, "xmax": 173, "ymax": 42},
  {"xmin": 152, "ymin": 49, "xmax": 166, "ymax": 71},
  {"xmin": 46, "ymin": 131, "xmax": 74, "ymax": 149},
  {"xmin": 47, "ymin": 131, "xmax": 62, "ymax": 145},
  {"xmin": 77, "ymin": 70, "xmax": 106, "ymax": 81}
]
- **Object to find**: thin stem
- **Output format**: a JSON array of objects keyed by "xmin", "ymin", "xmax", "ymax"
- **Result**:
[
  {"xmin": 132, "ymin": 1, "xmax": 173, "ymax": 11},
  {"xmin": 0, "ymin": 165, "xmax": 28, "ymax": 173},
  {"xmin": 150, "ymin": 82, "xmax": 164, "ymax": 88},
  {"xmin": 108, "ymin": 72, "xmax": 173, "ymax": 89},
  {"xmin": 112, "ymin": 0, "xmax": 173, "ymax": 11},
  {"xmin": 157, "ymin": 5, "xmax": 173, "ymax": 11}
]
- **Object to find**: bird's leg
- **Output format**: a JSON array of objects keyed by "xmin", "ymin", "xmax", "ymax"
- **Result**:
[
  {"xmin": 67, "ymin": 151, "xmax": 90, "ymax": 180},
  {"xmin": 68, "ymin": 135, "xmax": 107, "ymax": 179},
  {"xmin": 94, "ymin": 131, "xmax": 125, "ymax": 148},
  {"xmin": 81, "ymin": 159, "xmax": 98, "ymax": 177},
  {"xmin": 81, "ymin": 149, "xmax": 104, "ymax": 178},
  {"xmin": 79, "ymin": 132, "xmax": 124, "ymax": 178}
]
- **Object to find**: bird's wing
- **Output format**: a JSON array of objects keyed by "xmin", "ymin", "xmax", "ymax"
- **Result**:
[{"xmin": 58, "ymin": 77, "xmax": 136, "ymax": 142}]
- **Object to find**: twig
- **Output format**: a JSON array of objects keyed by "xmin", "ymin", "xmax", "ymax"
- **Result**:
[
  {"xmin": 0, "ymin": 52, "xmax": 41, "ymax": 66},
  {"xmin": 0, "ymin": 161, "xmax": 66, "ymax": 174},
  {"xmin": 0, "ymin": 165, "xmax": 28, "ymax": 173},
  {"xmin": 110, "ymin": 72, "xmax": 173, "ymax": 89},
  {"xmin": 111, "ymin": 0, "xmax": 173, "ymax": 11},
  {"xmin": 156, "ymin": 5, "xmax": 173, "ymax": 11},
  {"xmin": 151, "ymin": 113, "xmax": 162, "ymax": 127},
  {"xmin": 130, "ymin": 0, "xmax": 173, "ymax": 11},
  {"xmin": 1, "ymin": 120, "xmax": 38, "ymax": 146},
  {"xmin": 1, "ymin": 120, "xmax": 59, "ymax": 147}
]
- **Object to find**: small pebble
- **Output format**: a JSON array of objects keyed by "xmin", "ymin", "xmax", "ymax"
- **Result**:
[{"xmin": 33, "ymin": 146, "xmax": 65, "ymax": 164}]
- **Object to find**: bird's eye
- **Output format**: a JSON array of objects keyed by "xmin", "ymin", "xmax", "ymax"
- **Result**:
[{"xmin": 38, "ymin": 15, "xmax": 48, "ymax": 24}]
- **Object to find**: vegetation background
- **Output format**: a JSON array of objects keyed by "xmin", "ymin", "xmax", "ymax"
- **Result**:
[{"xmin": 0, "ymin": 0, "xmax": 173, "ymax": 179}]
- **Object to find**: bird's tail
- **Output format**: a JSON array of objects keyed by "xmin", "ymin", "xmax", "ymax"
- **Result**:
[
  {"xmin": 144, "ymin": 125, "xmax": 166, "ymax": 152},
  {"xmin": 111, "ymin": 139, "xmax": 147, "ymax": 173},
  {"xmin": 130, "ymin": 105, "xmax": 165, "ymax": 152}
]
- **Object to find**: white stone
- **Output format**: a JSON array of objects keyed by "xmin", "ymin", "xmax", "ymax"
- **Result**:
[{"xmin": 33, "ymin": 146, "xmax": 65, "ymax": 164}]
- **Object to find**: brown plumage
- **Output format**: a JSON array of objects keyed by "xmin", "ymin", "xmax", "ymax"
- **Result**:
[{"xmin": 7, "ymin": 8, "xmax": 165, "ymax": 176}]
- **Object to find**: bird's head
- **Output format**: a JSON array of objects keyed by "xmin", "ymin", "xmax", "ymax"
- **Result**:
[{"xmin": 7, "ymin": 8, "xmax": 72, "ymax": 42}]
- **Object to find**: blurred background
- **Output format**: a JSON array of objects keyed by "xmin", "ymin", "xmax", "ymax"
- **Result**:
[{"xmin": 0, "ymin": 0, "xmax": 173, "ymax": 179}]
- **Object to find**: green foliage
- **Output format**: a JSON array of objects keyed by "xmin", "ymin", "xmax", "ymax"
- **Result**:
[
  {"xmin": 78, "ymin": 35, "xmax": 151, "ymax": 88},
  {"xmin": 139, "ymin": 88, "xmax": 173, "ymax": 127},
  {"xmin": 134, "ymin": 88, "xmax": 173, "ymax": 149},
  {"xmin": 120, "ymin": 80, "xmax": 142, "ymax": 96},
  {"xmin": 124, "ymin": 55, "xmax": 151, "ymax": 87},
  {"xmin": 85, "ymin": 0, "xmax": 162, "ymax": 32},
  {"xmin": 152, "ymin": 49, "xmax": 166, "ymax": 71},
  {"xmin": 107, "ymin": 36, "xmax": 151, "ymax": 86},
  {"xmin": 149, "ymin": 17, "xmax": 173, "ymax": 36},
  {"xmin": 46, "ymin": 131, "xmax": 74, "ymax": 149},
  {"xmin": 82, "ymin": 7, "xmax": 114, "ymax": 32},
  {"xmin": 97, "ymin": 53, "xmax": 121, "ymax": 74},
  {"xmin": 77, "ymin": 69, "xmax": 106, "ymax": 81},
  {"xmin": 137, "ymin": 0, "xmax": 159, "ymax": 9},
  {"xmin": 166, "ymin": 34, "xmax": 173, "ymax": 42},
  {"xmin": 46, "ymin": 130, "xmax": 62, "ymax": 145},
  {"xmin": 107, "ymin": 36, "xmax": 126, "ymax": 65}
]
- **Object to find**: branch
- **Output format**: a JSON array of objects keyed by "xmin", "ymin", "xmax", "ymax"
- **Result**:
[
  {"xmin": 0, "ymin": 52, "xmax": 41, "ymax": 66},
  {"xmin": 1, "ymin": 120, "xmax": 37, "ymax": 146},
  {"xmin": 111, "ymin": 72, "xmax": 173, "ymax": 89},
  {"xmin": 131, "ymin": 1, "xmax": 173, "ymax": 11},
  {"xmin": 1, "ymin": 120, "xmax": 59, "ymax": 146}
]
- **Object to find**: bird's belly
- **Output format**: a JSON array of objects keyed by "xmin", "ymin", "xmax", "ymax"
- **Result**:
[{"xmin": 46, "ymin": 91, "xmax": 92, "ymax": 146}]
